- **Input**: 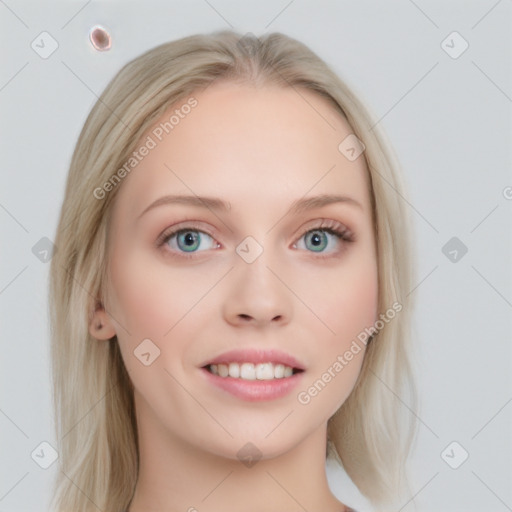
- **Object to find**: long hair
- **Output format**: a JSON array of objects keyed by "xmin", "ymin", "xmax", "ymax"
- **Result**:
[{"xmin": 49, "ymin": 29, "xmax": 418, "ymax": 511}]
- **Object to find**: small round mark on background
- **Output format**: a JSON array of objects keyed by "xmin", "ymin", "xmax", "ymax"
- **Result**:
[{"xmin": 89, "ymin": 25, "xmax": 112, "ymax": 51}]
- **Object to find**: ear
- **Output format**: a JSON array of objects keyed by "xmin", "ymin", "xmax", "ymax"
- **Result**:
[{"xmin": 89, "ymin": 302, "xmax": 117, "ymax": 340}]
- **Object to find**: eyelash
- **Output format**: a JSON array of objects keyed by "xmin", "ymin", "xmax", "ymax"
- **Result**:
[{"xmin": 156, "ymin": 219, "xmax": 355, "ymax": 261}]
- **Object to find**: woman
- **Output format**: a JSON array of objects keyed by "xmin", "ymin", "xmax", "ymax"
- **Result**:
[{"xmin": 49, "ymin": 30, "xmax": 418, "ymax": 512}]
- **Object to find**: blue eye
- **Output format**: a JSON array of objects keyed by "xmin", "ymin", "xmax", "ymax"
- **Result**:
[
  {"xmin": 163, "ymin": 229, "xmax": 216, "ymax": 253},
  {"xmin": 296, "ymin": 227, "xmax": 351, "ymax": 254}
]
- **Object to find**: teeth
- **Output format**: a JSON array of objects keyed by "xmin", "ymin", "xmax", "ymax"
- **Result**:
[
  {"xmin": 218, "ymin": 364, "xmax": 229, "ymax": 377},
  {"xmin": 228, "ymin": 362, "xmax": 240, "ymax": 378},
  {"xmin": 209, "ymin": 362, "xmax": 296, "ymax": 380},
  {"xmin": 256, "ymin": 362, "xmax": 273, "ymax": 380},
  {"xmin": 240, "ymin": 363, "xmax": 256, "ymax": 380}
]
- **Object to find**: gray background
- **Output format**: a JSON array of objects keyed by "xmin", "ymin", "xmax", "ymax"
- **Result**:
[{"xmin": 1, "ymin": 1, "xmax": 511, "ymax": 511}]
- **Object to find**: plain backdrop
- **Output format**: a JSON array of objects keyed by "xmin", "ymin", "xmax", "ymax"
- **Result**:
[{"xmin": 1, "ymin": 1, "xmax": 511, "ymax": 511}]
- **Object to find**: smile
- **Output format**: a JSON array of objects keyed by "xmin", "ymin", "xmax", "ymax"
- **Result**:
[
  {"xmin": 207, "ymin": 362, "xmax": 301, "ymax": 380},
  {"xmin": 200, "ymin": 348, "xmax": 305, "ymax": 401}
]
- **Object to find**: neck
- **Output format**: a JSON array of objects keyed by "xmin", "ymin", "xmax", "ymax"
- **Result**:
[{"xmin": 127, "ymin": 393, "xmax": 347, "ymax": 512}]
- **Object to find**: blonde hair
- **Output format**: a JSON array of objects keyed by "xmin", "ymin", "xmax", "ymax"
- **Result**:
[{"xmin": 49, "ymin": 29, "xmax": 418, "ymax": 511}]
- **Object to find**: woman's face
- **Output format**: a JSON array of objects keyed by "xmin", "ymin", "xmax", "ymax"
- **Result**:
[{"xmin": 102, "ymin": 81, "xmax": 378, "ymax": 460}]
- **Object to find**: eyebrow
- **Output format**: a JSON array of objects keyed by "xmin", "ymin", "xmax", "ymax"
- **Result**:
[{"xmin": 136, "ymin": 193, "xmax": 363, "ymax": 220}]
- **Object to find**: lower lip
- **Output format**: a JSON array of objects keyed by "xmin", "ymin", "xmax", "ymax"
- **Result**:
[{"xmin": 200, "ymin": 368, "xmax": 304, "ymax": 402}]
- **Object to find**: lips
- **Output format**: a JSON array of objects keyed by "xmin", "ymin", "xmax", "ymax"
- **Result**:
[{"xmin": 200, "ymin": 348, "xmax": 305, "ymax": 401}]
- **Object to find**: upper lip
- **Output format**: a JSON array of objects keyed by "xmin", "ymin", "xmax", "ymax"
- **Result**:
[{"xmin": 201, "ymin": 348, "xmax": 306, "ymax": 371}]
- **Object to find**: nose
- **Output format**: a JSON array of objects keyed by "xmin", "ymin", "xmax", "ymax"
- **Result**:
[{"xmin": 222, "ymin": 251, "xmax": 293, "ymax": 328}]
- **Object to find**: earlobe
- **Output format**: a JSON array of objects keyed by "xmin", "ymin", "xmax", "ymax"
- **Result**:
[{"xmin": 88, "ymin": 305, "xmax": 117, "ymax": 340}]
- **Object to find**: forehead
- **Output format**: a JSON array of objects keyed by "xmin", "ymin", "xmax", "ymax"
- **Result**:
[{"xmin": 112, "ymin": 81, "xmax": 371, "ymax": 220}]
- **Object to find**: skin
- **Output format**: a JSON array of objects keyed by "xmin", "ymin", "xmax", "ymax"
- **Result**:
[{"xmin": 90, "ymin": 81, "xmax": 378, "ymax": 512}]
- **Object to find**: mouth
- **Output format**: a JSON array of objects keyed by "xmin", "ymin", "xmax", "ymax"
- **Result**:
[
  {"xmin": 204, "ymin": 362, "xmax": 304, "ymax": 380},
  {"xmin": 200, "ymin": 348, "xmax": 305, "ymax": 401}
]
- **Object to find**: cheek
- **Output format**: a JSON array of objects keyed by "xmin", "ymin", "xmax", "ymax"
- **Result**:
[
  {"xmin": 108, "ymin": 249, "xmax": 202, "ymax": 398},
  {"xmin": 310, "ymin": 252, "xmax": 379, "ymax": 342},
  {"xmin": 336, "ymin": 263, "xmax": 378, "ymax": 334},
  {"xmin": 296, "ymin": 250, "xmax": 377, "ymax": 412},
  {"xmin": 108, "ymin": 247, "xmax": 228, "ymax": 389},
  {"xmin": 109, "ymin": 246, "xmax": 211, "ymax": 339}
]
